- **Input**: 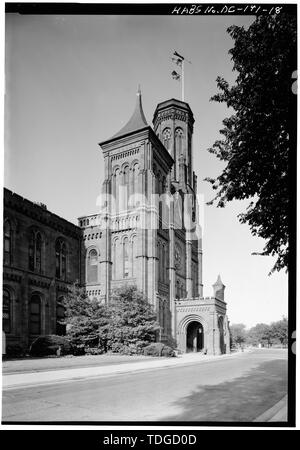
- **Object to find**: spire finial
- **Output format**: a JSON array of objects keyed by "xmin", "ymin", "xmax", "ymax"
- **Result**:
[{"xmin": 137, "ymin": 84, "xmax": 141, "ymax": 96}]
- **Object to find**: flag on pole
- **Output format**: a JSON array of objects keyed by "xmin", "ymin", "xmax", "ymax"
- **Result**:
[
  {"xmin": 171, "ymin": 70, "xmax": 180, "ymax": 81},
  {"xmin": 172, "ymin": 50, "xmax": 184, "ymax": 67}
]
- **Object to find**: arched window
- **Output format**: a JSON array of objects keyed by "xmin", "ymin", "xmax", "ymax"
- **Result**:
[
  {"xmin": 162, "ymin": 128, "xmax": 171, "ymax": 150},
  {"xmin": 114, "ymin": 168, "xmax": 120, "ymax": 213},
  {"xmin": 123, "ymin": 166, "xmax": 129, "ymax": 211},
  {"xmin": 133, "ymin": 163, "xmax": 139, "ymax": 206},
  {"xmin": 4, "ymin": 220, "xmax": 12, "ymax": 265},
  {"xmin": 113, "ymin": 240, "xmax": 117, "ymax": 280},
  {"xmin": 29, "ymin": 230, "xmax": 43, "ymax": 273},
  {"xmin": 123, "ymin": 237, "xmax": 129, "ymax": 278},
  {"xmin": 56, "ymin": 239, "xmax": 67, "ymax": 280},
  {"xmin": 131, "ymin": 236, "xmax": 136, "ymax": 277},
  {"xmin": 29, "ymin": 231, "xmax": 35, "ymax": 271},
  {"xmin": 87, "ymin": 249, "xmax": 98, "ymax": 283},
  {"xmin": 35, "ymin": 232, "xmax": 42, "ymax": 273},
  {"xmin": 175, "ymin": 128, "xmax": 184, "ymax": 153},
  {"xmin": 3, "ymin": 289, "xmax": 11, "ymax": 333},
  {"xmin": 56, "ymin": 297, "xmax": 66, "ymax": 336},
  {"xmin": 176, "ymin": 280, "xmax": 180, "ymax": 299},
  {"xmin": 29, "ymin": 294, "xmax": 41, "ymax": 335},
  {"xmin": 175, "ymin": 128, "xmax": 184, "ymax": 178}
]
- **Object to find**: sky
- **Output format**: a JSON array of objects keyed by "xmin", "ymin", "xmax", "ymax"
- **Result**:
[{"xmin": 4, "ymin": 13, "xmax": 288, "ymax": 328}]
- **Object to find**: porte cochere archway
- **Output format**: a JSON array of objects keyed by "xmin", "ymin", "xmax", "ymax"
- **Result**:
[
  {"xmin": 186, "ymin": 321, "xmax": 204, "ymax": 353},
  {"xmin": 177, "ymin": 314, "xmax": 208, "ymax": 354}
]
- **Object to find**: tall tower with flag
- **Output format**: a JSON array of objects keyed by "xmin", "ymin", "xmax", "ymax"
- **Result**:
[{"xmin": 79, "ymin": 80, "xmax": 230, "ymax": 355}]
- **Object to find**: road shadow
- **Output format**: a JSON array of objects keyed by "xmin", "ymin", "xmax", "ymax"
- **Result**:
[{"xmin": 160, "ymin": 358, "xmax": 287, "ymax": 422}]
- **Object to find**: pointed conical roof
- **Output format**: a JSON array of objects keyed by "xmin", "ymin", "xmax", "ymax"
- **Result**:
[
  {"xmin": 213, "ymin": 274, "xmax": 225, "ymax": 287},
  {"xmin": 109, "ymin": 88, "xmax": 148, "ymax": 141}
]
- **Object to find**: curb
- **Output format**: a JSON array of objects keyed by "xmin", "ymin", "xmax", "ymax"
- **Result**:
[
  {"xmin": 3, "ymin": 352, "xmax": 243, "ymax": 390},
  {"xmin": 253, "ymin": 395, "xmax": 288, "ymax": 422}
]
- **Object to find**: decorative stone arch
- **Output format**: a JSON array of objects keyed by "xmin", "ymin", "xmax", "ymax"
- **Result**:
[
  {"xmin": 177, "ymin": 314, "xmax": 209, "ymax": 353},
  {"xmin": 130, "ymin": 159, "xmax": 140, "ymax": 170},
  {"xmin": 121, "ymin": 162, "xmax": 130, "ymax": 172},
  {"xmin": 112, "ymin": 164, "xmax": 121, "ymax": 175}
]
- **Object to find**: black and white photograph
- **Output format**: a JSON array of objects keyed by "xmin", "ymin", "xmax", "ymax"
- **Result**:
[{"xmin": 1, "ymin": 2, "xmax": 297, "ymax": 429}]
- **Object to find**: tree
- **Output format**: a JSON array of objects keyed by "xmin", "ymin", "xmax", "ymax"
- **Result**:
[
  {"xmin": 247, "ymin": 323, "xmax": 272, "ymax": 347},
  {"xmin": 206, "ymin": 13, "xmax": 296, "ymax": 273},
  {"xmin": 63, "ymin": 283, "xmax": 110, "ymax": 351},
  {"xmin": 106, "ymin": 285, "xmax": 160, "ymax": 354},
  {"xmin": 63, "ymin": 284, "xmax": 160, "ymax": 355},
  {"xmin": 270, "ymin": 316, "xmax": 288, "ymax": 347},
  {"xmin": 230, "ymin": 323, "xmax": 247, "ymax": 348}
]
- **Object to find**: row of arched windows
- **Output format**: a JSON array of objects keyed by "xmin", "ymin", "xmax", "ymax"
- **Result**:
[
  {"xmin": 112, "ymin": 235, "xmax": 137, "ymax": 280},
  {"xmin": 111, "ymin": 162, "xmax": 139, "ymax": 212},
  {"xmin": 3, "ymin": 219, "xmax": 68, "ymax": 280},
  {"xmin": 161, "ymin": 127, "xmax": 184, "ymax": 179},
  {"xmin": 2, "ymin": 289, "xmax": 66, "ymax": 336}
]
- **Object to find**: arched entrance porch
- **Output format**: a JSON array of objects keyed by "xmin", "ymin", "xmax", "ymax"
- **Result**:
[
  {"xmin": 186, "ymin": 321, "xmax": 204, "ymax": 352},
  {"xmin": 177, "ymin": 314, "xmax": 207, "ymax": 354}
]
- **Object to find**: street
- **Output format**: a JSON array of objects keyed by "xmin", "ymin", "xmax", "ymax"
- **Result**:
[{"xmin": 2, "ymin": 349, "xmax": 287, "ymax": 423}]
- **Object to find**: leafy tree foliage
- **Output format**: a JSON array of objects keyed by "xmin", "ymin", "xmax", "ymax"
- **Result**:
[
  {"xmin": 63, "ymin": 284, "xmax": 110, "ymax": 351},
  {"xmin": 230, "ymin": 323, "xmax": 247, "ymax": 348},
  {"xmin": 245, "ymin": 317, "xmax": 288, "ymax": 347},
  {"xmin": 106, "ymin": 285, "xmax": 160, "ymax": 354},
  {"xmin": 206, "ymin": 13, "xmax": 296, "ymax": 273},
  {"xmin": 270, "ymin": 316, "xmax": 288, "ymax": 346},
  {"xmin": 247, "ymin": 323, "xmax": 273, "ymax": 347},
  {"xmin": 63, "ymin": 284, "xmax": 160, "ymax": 354}
]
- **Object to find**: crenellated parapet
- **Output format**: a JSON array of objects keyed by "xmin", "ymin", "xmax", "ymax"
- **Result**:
[{"xmin": 4, "ymin": 188, "xmax": 81, "ymax": 239}]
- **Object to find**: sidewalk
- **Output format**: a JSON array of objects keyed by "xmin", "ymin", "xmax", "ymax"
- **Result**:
[
  {"xmin": 253, "ymin": 395, "xmax": 288, "ymax": 422},
  {"xmin": 3, "ymin": 352, "xmax": 241, "ymax": 389}
]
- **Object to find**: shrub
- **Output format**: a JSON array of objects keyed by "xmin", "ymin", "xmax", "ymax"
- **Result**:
[
  {"xmin": 5, "ymin": 344, "xmax": 25, "ymax": 358},
  {"xmin": 84, "ymin": 347, "xmax": 105, "ymax": 356},
  {"xmin": 29, "ymin": 335, "xmax": 72, "ymax": 357},
  {"xmin": 72, "ymin": 345, "xmax": 85, "ymax": 356},
  {"xmin": 143, "ymin": 342, "xmax": 175, "ymax": 357},
  {"xmin": 161, "ymin": 345, "xmax": 176, "ymax": 357}
]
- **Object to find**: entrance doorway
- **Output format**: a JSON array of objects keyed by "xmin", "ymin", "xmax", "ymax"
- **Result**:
[{"xmin": 186, "ymin": 321, "xmax": 203, "ymax": 352}]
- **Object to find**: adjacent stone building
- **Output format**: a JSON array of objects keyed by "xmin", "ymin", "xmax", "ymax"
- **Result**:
[
  {"xmin": 3, "ymin": 189, "xmax": 82, "ymax": 350},
  {"xmin": 3, "ymin": 92, "xmax": 230, "ymax": 355}
]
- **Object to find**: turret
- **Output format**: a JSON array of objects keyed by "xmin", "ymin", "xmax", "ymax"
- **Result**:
[
  {"xmin": 152, "ymin": 99, "xmax": 194, "ymax": 186},
  {"xmin": 213, "ymin": 274, "xmax": 225, "ymax": 301}
]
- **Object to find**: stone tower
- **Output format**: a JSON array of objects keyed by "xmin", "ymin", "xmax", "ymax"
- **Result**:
[
  {"xmin": 153, "ymin": 99, "xmax": 194, "ymax": 186},
  {"xmin": 78, "ymin": 91, "xmax": 230, "ymax": 354}
]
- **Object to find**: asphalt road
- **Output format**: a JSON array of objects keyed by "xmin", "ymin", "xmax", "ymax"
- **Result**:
[{"xmin": 2, "ymin": 349, "xmax": 287, "ymax": 423}]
